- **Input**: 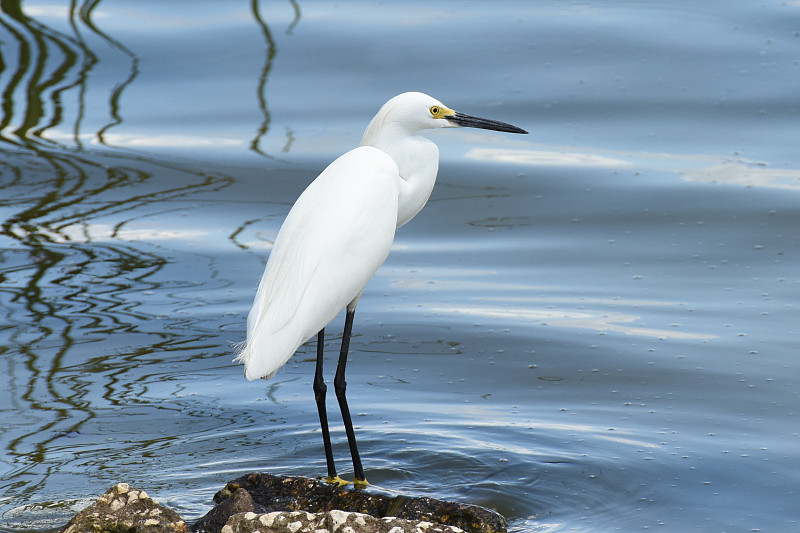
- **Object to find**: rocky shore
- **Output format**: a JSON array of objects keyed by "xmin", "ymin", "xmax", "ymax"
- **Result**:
[{"xmin": 58, "ymin": 473, "xmax": 509, "ymax": 533}]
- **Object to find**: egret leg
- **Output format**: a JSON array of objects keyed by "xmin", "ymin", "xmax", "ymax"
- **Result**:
[
  {"xmin": 333, "ymin": 308, "xmax": 368, "ymax": 487},
  {"xmin": 313, "ymin": 329, "xmax": 347, "ymax": 486}
]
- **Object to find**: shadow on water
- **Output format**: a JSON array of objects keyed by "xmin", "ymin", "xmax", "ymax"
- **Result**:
[{"xmin": 0, "ymin": 0, "xmax": 292, "ymax": 517}]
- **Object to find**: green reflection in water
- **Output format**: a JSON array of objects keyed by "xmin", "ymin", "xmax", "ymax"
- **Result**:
[
  {"xmin": 0, "ymin": 140, "xmax": 234, "ymax": 508},
  {"xmin": 0, "ymin": 0, "xmax": 295, "ymax": 516},
  {"xmin": 250, "ymin": 0, "xmax": 299, "ymax": 156},
  {"xmin": 0, "ymin": 2, "xmax": 305, "ymax": 523},
  {"xmin": 0, "ymin": 0, "xmax": 128, "ymax": 148}
]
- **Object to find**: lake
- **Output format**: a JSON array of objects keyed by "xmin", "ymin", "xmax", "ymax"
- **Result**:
[{"xmin": 1, "ymin": 1, "xmax": 799, "ymax": 532}]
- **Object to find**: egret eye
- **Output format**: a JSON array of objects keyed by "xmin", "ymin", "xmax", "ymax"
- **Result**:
[{"xmin": 430, "ymin": 106, "xmax": 441, "ymax": 117}]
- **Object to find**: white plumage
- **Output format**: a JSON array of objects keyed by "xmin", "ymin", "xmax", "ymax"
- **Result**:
[
  {"xmin": 232, "ymin": 91, "xmax": 526, "ymax": 485},
  {"xmin": 235, "ymin": 146, "xmax": 399, "ymax": 380},
  {"xmin": 235, "ymin": 92, "xmax": 454, "ymax": 380}
]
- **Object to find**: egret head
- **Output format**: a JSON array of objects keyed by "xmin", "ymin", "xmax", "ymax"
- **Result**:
[{"xmin": 362, "ymin": 92, "xmax": 526, "ymax": 146}]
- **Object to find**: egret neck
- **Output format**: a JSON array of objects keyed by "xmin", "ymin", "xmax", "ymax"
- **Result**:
[{"xmin": 360, "ymin": 113, "xmax": 440, "ymax": 228}]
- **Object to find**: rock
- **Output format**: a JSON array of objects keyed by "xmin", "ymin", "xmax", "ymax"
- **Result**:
[
  {"xmin": 193, "ymin": 487, "xmax": 266, "ymax": 533},
  {"xmin": 57, "ymin": 475, "xmax": 507, "ymax": 533},
  {"xmin": 59, "ymin": 482, "xmax": 188, "ymax": 533},
  {"xmin": 221, "ymin": 509, "xmax": 466, "ymax": 533},
  {"xmin": 192, "ymin": 474, "xmax": 506, "ymax": 533}
]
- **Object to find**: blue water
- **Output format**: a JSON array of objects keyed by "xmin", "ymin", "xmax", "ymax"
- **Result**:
[{"xmin": 1, "ymin": 1, "xmax": 799, "ymax": 532}]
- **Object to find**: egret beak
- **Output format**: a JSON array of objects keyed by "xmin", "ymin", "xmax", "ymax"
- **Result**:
[{"xmin": 446, "ymin": 111, "xmax": 528, "ymax": 134}]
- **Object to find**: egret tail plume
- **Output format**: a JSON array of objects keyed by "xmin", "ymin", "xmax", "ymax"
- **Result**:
[{"xmin": 233, "ymin": 324, "xmax": 306, "ymax": 381}]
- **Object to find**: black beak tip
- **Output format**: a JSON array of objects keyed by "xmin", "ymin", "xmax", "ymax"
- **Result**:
[
  {"xmin": 448, "ymin": 112, "xmax": 528, "ymax": 135},
  {"xmin": 492, "ymin": 120, "xmax": 527, "ymax": 134}
]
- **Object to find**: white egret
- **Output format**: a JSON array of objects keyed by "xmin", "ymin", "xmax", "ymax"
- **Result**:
[{"xmin": 235, "ymin": 91, "xmax": 527, "ymax": 487}]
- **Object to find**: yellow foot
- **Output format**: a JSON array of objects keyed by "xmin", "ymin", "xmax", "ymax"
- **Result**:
[
  {"xmin": 325, "ymin": 476, "xmax": 351, "ymax": 487},
  {"xmin": 353, "ymin": 478, "xmax": 369, "ymax": 489}
]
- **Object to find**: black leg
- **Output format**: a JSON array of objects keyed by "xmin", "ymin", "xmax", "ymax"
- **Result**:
[
  {"xmin": 333, "ymin": 307, "xmax": 368, "ymax": 487},
  {"xmin": 313, "ymin": 328, "xmax": 344, "ymax": 485}
]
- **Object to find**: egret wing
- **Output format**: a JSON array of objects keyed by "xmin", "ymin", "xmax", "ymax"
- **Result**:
[{"xmin": 235, "ymin": 147, "xmax": 400, "ymax": 380}]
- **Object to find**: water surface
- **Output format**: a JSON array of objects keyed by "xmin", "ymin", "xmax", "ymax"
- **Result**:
[{"xmin": 1, "ymin": 1, "xmax": 799, "ymax": 532}]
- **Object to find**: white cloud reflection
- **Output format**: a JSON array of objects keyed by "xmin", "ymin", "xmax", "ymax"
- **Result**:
[
  {"xmin": 380, "ymin": 411, "xmax": 660, "ymax": 450},
  {"xmin": 102, "ymin": 134, "xmax": 243, "ymax": 149},
  {"xmin": 23, "ymin": 5, "xmax": 108, "ymax": 19},
  {"xmin": 431, "ymin": 304, "xmax": 716, "ymax": 340},
  {"xmin": 466, "ymin": 148, "xmax": 633, "ymax": 168},
  {"xmin": 11, "ymin": 222, "xmax": 209, "ymax": 244},
  {"xmin": 681, "ymin": 161, "xmax": 800, "ymax": 191},
  {"xmin": 41, "ymin": 130, "xmax": 244, "ymax": 149},
  {"xmin": 466, "ymin": 146, "xmax": 800, "ymax": 191},
  {"xmin": 386, "ymin": 273, "xmax": 715, "ymax": 340}
]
